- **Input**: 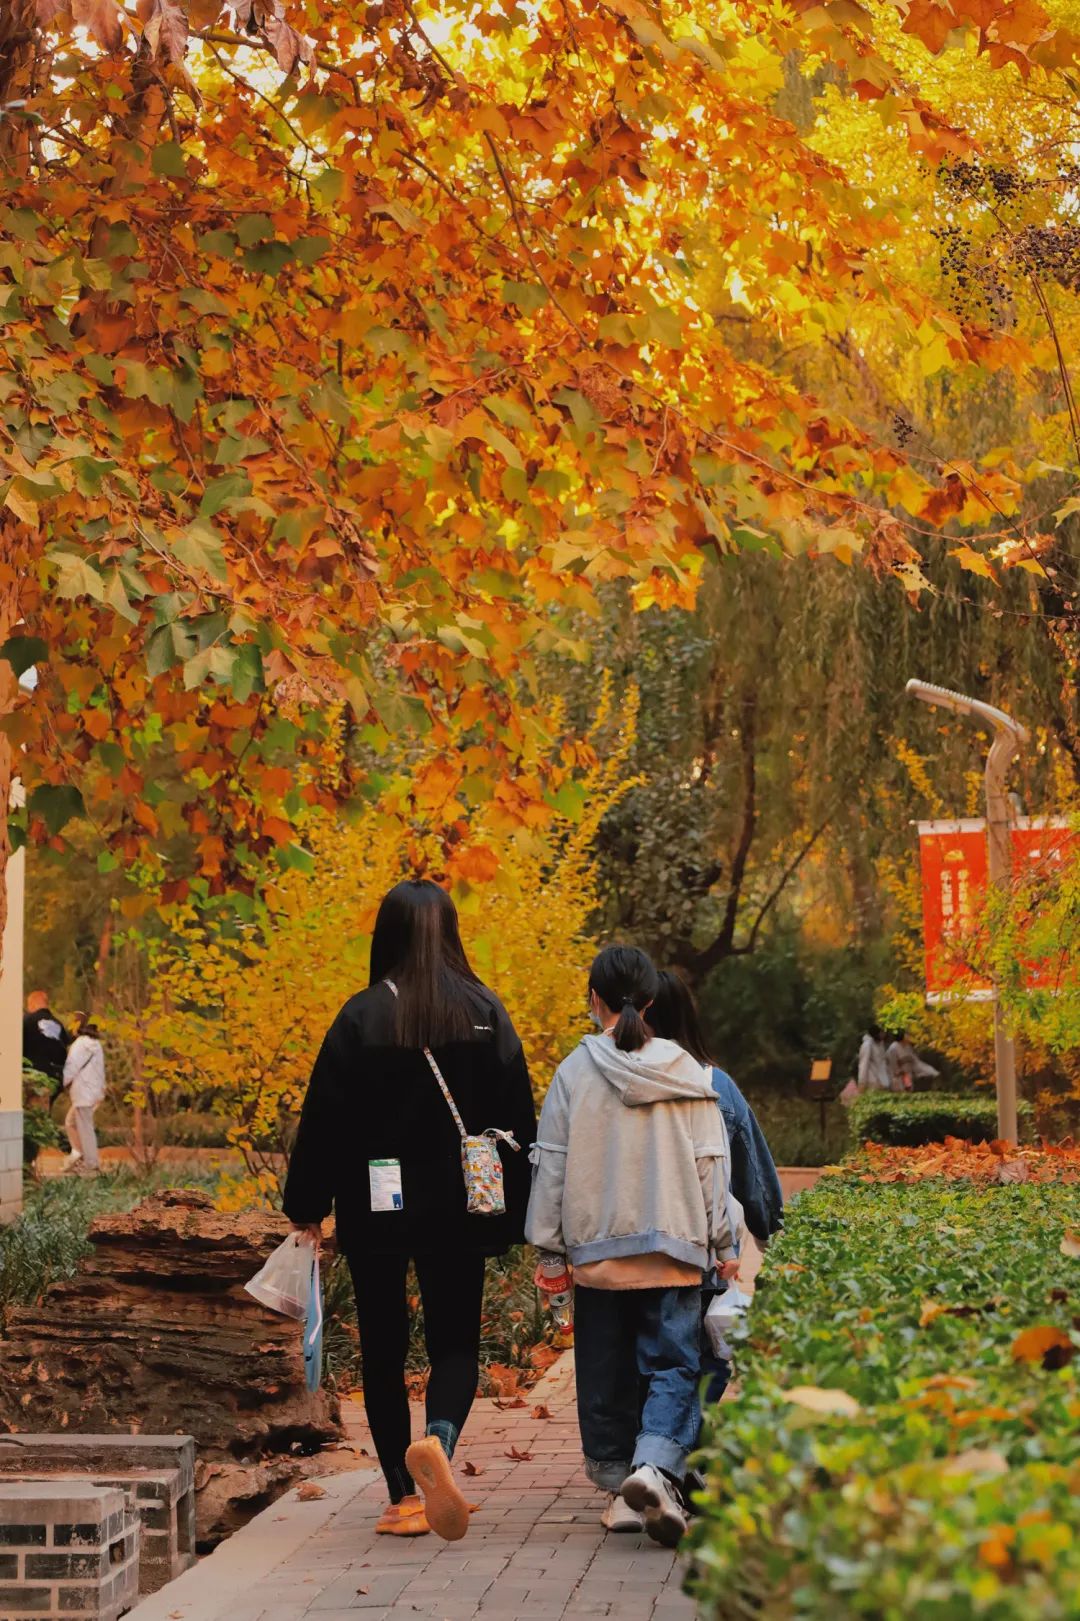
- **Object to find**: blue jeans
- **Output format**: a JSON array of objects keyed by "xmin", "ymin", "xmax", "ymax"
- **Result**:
[{"xmin": 573, "ymin": 1284, "xmax": 702, "ymax": 1491}]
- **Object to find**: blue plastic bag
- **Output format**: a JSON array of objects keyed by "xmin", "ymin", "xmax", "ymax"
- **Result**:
[{"xmin": 303, "ymin": 1252, "xmax": 323, "ymax": 1393}]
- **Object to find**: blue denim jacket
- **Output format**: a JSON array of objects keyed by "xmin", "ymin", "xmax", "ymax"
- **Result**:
[{"xmin": 710, "ymin": 1068, "xmax": 784, "ymax": 1245}]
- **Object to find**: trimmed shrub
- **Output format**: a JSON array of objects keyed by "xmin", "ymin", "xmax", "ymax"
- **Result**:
[
  {"xmin": 847, "ymin": 1090, "xmax": 1033, "ymax": 1147},
  {"xmin": 688, "ymin": 1174, "xmax": 1080, "ymax": 1618}
]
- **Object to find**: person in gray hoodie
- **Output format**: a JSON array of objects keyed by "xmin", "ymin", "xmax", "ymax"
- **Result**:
[{"xmin": 526, "ymin": 945, "xmax": 737, "ymax": 1547}]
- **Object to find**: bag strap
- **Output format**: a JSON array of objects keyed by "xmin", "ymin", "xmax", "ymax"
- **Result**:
[{"xmin": 385, "ymin": 979, "xmax": 468, "ymax": 1142}]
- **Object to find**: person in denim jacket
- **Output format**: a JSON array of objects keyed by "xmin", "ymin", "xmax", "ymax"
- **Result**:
[{"xmin": 648, "ymin": 971, "xmax": 784, "ymax": 1403}]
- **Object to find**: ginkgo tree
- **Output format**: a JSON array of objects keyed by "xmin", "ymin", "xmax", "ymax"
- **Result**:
[{"xmin": 0, "ymin": 0, "xmax": 1069, "ymax": 958}]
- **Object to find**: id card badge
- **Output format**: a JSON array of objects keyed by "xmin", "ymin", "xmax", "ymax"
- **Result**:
[{"xmin": 369, "ymin": 1159, "xmax": 404, "ymax": 1212}]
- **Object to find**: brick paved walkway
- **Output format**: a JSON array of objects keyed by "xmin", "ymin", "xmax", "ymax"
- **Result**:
[
  {"xmin": 132, "ymin": 1353, "xmax": 697, "ymax": 1621},
  {"xmin": 133, "ymin": 1175, "xmax": 821, "ymax": 1621}
]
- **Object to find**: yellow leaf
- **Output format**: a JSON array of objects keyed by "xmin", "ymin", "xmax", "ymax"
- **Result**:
[
  {"xmin": 950, "ymin": 544, "xmax": 998, "ymax": 582},
  {"xmin": 919, "ymin": 1298, "xmax": 945, "ymax": 1327},
  {"xmin": 783, "ymin": 1386, "xmax": 861, "ymax": 1417},
  {"xmin": 1060, "ymin": 1232, "xmax": 1080, "ymax": 1258},
  {"xmin": 3, "ymin": 483, "xmax": 39, "ymax": 526}
]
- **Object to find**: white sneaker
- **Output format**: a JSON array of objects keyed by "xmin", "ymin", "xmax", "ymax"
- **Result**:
[
  {"xmin": 619, "ymin": 1466, "xmax": 687, "ymax": 1548},
  {"xmin": 601, "ymin": 1492, "xmax": 643, "ymax": 1533}
]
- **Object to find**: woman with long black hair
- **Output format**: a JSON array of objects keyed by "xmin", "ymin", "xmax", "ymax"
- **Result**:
[{"xmin": 284, "ymin": 879, "xmax": 536, "ymax": 1541}]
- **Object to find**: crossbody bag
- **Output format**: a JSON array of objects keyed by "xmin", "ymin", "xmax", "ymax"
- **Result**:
[{"xmin": 385, "ymin": 980, "xmax": 521, "ymax": 1215}]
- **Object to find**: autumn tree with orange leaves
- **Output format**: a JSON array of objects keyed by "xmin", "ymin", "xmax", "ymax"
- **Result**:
[{"xmin": 0, "ymin": 0, "xmax": 1075, "ymax": 965}]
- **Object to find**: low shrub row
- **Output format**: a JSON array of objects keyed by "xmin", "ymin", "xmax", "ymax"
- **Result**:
[
  {"xmin": 846, "ymin": 1090, "xmax": 1033, "ymax": 1147},
  {"xmin": 689, "ymin": 1173, "xmax": 1080, "ymax": 1619}
]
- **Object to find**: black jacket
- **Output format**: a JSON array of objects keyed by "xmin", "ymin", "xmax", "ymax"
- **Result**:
[
  {"xmin": 23, "ymin": 1008, "xmax": 71, "ymax": 1086},
  {"xmin": 283, "ymin": 982, "xmax": 537, "ymax": 1257}
]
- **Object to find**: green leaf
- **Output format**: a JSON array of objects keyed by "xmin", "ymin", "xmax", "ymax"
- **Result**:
[
  {"xmin": 169, "ymin": 520, "xmax": 228, "ymax": 583},
  {"xmin": 293, "ymin": 236, "xmax": 332, "ymax": 266},
  {"xmin": 183, "ymin": 645, "xmax": 236, "ymax": 690},
  {"xmin": 0, "ymin": 635, "xmax": 46, "ymax": 677},
  {"xmin": 151, "ymin": 141, "xmax": 187, "ymax": 178},
  {"xmin": 51, "ymin": 551, "xmax": 105, "ymax": 601},
  {"xmin": 242, "ymin": 241, "xmax": 294, "ymax": 276},
  {"xmin": 276, "ymin": 842, "xmax": 315, "ymax": 874},
  {"xmin": 198, "ymin": 229, "xmax": 237, "ymax": 258},
  {"xmin": 229, "ymin": 644, "xmax": 264, "ymax": 702},
  {"xmin": 199, "ymin": 472, "xmax": 252, "ymax": 518},
  {"xmin": 28, "ymin": 783, "xmax": 84, "ymax": 836},
  {"xmin": 502, "ymin": 281, "xmax": 548, "ymax": 315},
  {"xmin": 104, "ymin": 570, "xmax": 139, "ymax": 625},
  {"xmin": 235, "ymin": 214, "xmax": 275, "ymax": 246}
]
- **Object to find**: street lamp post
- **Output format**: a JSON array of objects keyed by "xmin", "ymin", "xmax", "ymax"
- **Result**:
[{"xmin": 906, "ymin": 679, "xmax": 1029, "ymax": 1145}]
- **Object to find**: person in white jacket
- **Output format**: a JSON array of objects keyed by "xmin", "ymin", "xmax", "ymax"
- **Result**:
[
  {"xmin": 857, "ymin": 1024, "xmax": 891, "ymax": 1092},
  {"xmin": 526, "ymin": 945, "xmax": 737, "ymax": 1547},
  {"xmin": 62, "ymin": 1014, "xmax": 107, "ymax": 1174}
]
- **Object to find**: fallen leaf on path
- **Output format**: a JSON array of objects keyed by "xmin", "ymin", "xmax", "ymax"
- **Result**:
[
  {"xmin": 296, "ymin": 1482, "xmax": 326, "ymax": 1501},
  {"xmin": 505, "ymin": 1446, "xmax": 533, "ymax": 1461},
  {"xmin": 487, "ymin": 1362, "xmax": 523, "ymax": 1397},
  {"xmin": 532, "ymin": 1404, "xmax": 551, "ymax": 1419},
  {"xmin": 463, "ymin": 1460, "xmax": 483, "ymax": 1477},
  {"xmin": 530, "ymin": 1345, "xmax": 560, "ymax": 1371}
]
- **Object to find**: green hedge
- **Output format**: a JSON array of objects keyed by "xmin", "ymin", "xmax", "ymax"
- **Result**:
[
  {"xmin": 688, "ymin": 1175, "xmax": 1080, "ymax": 1619},
  {"xmin": 846, "ymin": 1091, "xmax": 1033, "ymax": 1147}
]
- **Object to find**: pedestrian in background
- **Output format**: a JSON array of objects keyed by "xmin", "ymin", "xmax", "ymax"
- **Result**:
[
  {"xmin": 886, "ymin": 1029, "xmax": 939, "ymax": 1092},
  {"xmin": 857, "ymin": 1024, "xmax": 891, "ymax": 1092},
  {"xmin": 62, "ymin": 1014, "xmax": 106, "ymax": 1174},
  {"xmin": 23, "ymin": 990, "xmax": 70, "ymax": 1101}
]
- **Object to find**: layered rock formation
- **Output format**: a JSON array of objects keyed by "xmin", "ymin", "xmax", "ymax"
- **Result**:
[{"xmin": 0, "ymin": 1188, "xmax": 340, "ymax": 1545}]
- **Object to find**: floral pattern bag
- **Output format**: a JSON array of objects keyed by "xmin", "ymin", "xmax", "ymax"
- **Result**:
[
  {"xmin": 385, "ymin": 980, "xmax": 520, "ymax": 1215},
  {"xmin": 423, "ymin": 1045, "xmax": 520, "ymax": 1216}
]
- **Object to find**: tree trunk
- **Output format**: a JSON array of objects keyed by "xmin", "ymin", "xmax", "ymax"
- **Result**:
[{"xmin": 0, "ymin": 563, "xmax": 25, "ymax": 977}]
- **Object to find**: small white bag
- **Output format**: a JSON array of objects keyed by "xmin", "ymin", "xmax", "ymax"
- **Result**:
[
  {"xmin": 244, "ymin": 1233, "xmax": 316, "ymax": 1320},
  {"xmin": 704, "ymin": 1285, "xmax": 753, "ymax": 1359}
]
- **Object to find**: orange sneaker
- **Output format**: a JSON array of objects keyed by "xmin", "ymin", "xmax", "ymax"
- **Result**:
[
  {"xmin": 376, "ymin": 1495, "xmax": 430, "ymax": 1536},
  {"xmin": 404, "ymin": 1436, "xmax": 469, "ymax": 1542}
]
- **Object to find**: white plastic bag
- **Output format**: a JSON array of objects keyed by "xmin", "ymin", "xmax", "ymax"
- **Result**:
[
  {"xmin": 245, "ymin": 1233, "xmax": 316, "ymax": 1320},
  {"xmin": 704, "ymin": 1285, "xmax": 753, "ymax": 1360}
]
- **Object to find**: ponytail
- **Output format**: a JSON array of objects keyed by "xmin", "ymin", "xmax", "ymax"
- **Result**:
[
  {"xmin": 589, "ymin": 945, "xmax": 659, "ymax": 1054},
  {"xmin": 613, "ymin": 1001, "xmax": 650, "ymax": 1053}
]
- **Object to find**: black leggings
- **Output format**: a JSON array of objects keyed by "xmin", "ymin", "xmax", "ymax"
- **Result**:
[{"xmin": 346, "ymin": 1250, "xmax": 486, "ymax": 1502}]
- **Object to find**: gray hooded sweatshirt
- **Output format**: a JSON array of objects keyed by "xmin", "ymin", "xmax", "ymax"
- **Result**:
[{"xmin": 525, "ymin": 1034, "xmax": 736, "ymax": 1271}]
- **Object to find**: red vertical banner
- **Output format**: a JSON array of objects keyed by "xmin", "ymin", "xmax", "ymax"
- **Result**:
[{"xmin": 917, "ymin": 820, "xmax": 991, "ymax": 1001}]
